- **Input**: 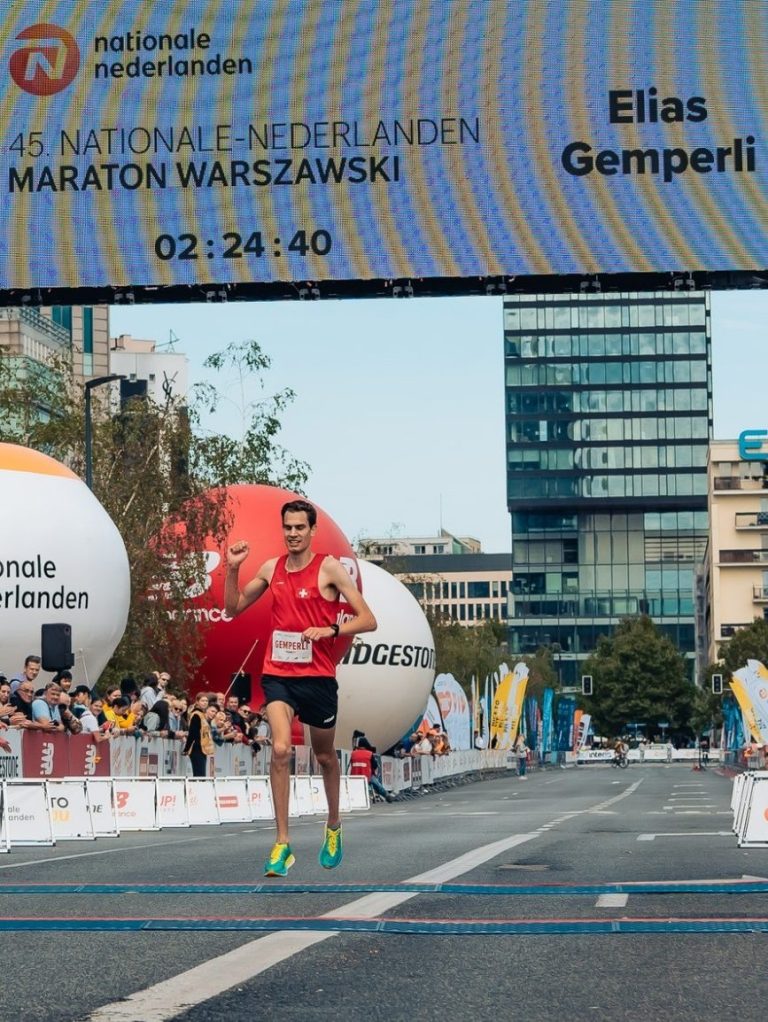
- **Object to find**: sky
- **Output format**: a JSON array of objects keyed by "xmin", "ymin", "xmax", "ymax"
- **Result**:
[{"xmin": 111, "ymin": 289, "xmax": 766, "ymax": 553}]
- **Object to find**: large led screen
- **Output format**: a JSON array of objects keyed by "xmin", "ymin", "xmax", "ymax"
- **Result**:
[{"xmin": 1, "ymin": 0, "xmax": 767, "ymax": 291}]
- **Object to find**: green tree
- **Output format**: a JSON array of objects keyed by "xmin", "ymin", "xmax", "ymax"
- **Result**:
[
  {"xmin": 582, "ymin": 615, "xmax": 694, "ymax": 737},
  {"xmin": 426, "ymin": 612, "xmax": 506, "ymax": 695},
  {"xmin": 0, "ymin": 339, "xmax": 308, "ymax": 690},
  {"xmin": 716, "ymin": 618, "xmax": 768, "ymax": 676},
  {"xmin": 520, "ymin": 645, "xmax": 560, "ymax": 702}
]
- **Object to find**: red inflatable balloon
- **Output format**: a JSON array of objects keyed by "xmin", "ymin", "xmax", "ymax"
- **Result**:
[{"xmin": 183, "ymin": 485, "xmax": 360, "ymax": 707}]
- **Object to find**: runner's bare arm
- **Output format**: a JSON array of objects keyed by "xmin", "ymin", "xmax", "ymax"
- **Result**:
[
  {"xmin": 306, "ymin": 556, "xmax": 376, "ymax": 639},
  {"xmin": 224, "ymin": 540, "xmax": 276, "ymax": 618}
]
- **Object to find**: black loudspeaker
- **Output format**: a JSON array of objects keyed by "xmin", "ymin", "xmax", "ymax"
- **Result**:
[
  {"xmin": 41, "ymin": 623, "xmax": 74, "ymax": 672},
  {"xmin": 229, "ymin": 672, "xmax": 252, "ymax": 704}
]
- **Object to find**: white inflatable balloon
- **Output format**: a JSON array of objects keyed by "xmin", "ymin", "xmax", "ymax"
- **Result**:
[
  {"xmin": 336, "ymin": 560, "xmax": 435, "ymax": 752},
  {"xmin": 0, "ymin": 444, "xmax": 130, "ymax": 685}
]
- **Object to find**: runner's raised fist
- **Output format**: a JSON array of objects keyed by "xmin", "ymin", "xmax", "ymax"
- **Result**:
[{"xmin": 227, "ymin": 540, "xmax": 250, "ymax": 567}]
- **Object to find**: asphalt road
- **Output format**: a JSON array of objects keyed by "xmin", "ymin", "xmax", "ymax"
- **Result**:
[{"xmin": 1, "ymin": 763, "xmax": 765, "ymax": 1022}]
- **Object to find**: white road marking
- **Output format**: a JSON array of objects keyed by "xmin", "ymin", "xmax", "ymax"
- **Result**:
[
  {"xmin": 637, "ymin": 831, "xmax": 732, "ymax": 841},
  {"xmin": 0, "ymin": 830, "xmax": 254, "ymax": 872},
  {"xmin": 82, "ymin": 782, "xmax": 643, "ymax": 1022},
  {"xmin": 664, "ymin": 804, "xmax": 718, "ymax": 809},
  {"xmin": 595, "ymin": 893, "xmax": 628, "ymax": 908},
  {"xmin": 439, "ymin": 812, "xmax": 500, "ymax": 817}
]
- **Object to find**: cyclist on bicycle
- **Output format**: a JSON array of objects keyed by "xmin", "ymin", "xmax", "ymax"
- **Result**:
[{"xmin": 613, "ymin": 737, "xmax": 628, "ymax": 765}]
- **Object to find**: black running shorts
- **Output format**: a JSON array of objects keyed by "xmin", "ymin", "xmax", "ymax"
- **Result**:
[{"xmin": 261, "ymin": 674, "xmax": 338, "ymax": 729}]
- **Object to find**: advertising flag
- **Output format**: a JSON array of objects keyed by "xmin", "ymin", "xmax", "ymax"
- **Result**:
[
  {"xmin": 434, "ymin": 673, "xmax": 471, "ymax": 750},
  {"xmin": 555, "ymin": 697, "xmax": 576, "ymax": 752},
  {"xmin": 490, "ymin": 662, "xmax": 529, "ymax": 750},
  {"xmin": 731, "ymin": 660, "xmax": 768, "ymax": 743},
  {"xmin": 541, "ymin": 689, "xmax": 554, "ymax": 754},
  {"xmin": 576, "ymin": 713, "xmax": 592, "ymax": 750}
]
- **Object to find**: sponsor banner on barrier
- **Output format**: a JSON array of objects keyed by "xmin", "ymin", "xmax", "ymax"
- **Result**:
[
  {"xmin": 161, "ymin": 739, "xmax": 184, "ymax": 778},
  {"xmin": 737, "ymin": 776, "xmax": 765, "ymax": 845},
  {"xmin": 186, "ymin": 778, "xmax": 220, "ymax": 825},
  {"xmin": 2, "ymin": 780, "xmax": 54, "ymax": 846},
  {"xmin": 247, "ymin": 777, "xmax": 273, "ymax": 820},
  {"xmin": 22, "ymin": 731, "xmax": 68, "ymax": 778},
  {"xmin": 156, "ymin": 777, "xmax": 189, "ymax": 828},
  {"xmin": 295, "ymin": 747, "xmax": 312, "ymax": 776},
  {"xmin": 293, "ymin": 776, "xmax": 315, "ymax": 817},
  {"xmin": 0, "ymin": 729, "xmax": 23, "ymax": 781},
  {"xmin": 214, "ymin": 777, "xmax": 250, "ymax": 823},
  {"xmin": 345, "ymin": 776, "xmax": 370, "ymax": 811},
  {"xmin": 338, "ymin": 776, "xmax": 352, "ymax": 814},
  {"xmin": 110, "ymin": 737, "xmax": 138, "ymax": 778},
  {"xmin": 115, "ymin": 778, "xmax": 159, "ymax": 831},
  {"xmin": 577, "ymin": 750, "xmax": 615, "ymax": 762},
  {"xmin": 288, "ymin": 776, "xmax": 301, "ymax": 818},
  {"xmin": 137, "ymin": 737, "xmax": 165, "ymax": 777},
  {"xmin": 229, "ymin": 745, "xmax": 254, "ymax": 778},
  {"xmin": 48, "ymin": 779, "xmax": 94, "ymax": 840},
  {"xmin": 67, "ymin": 734, "xmax": 111, "ymax": 777},
  {"xmin": 310, "ymin": 775, "xmax": 328, "ymax": 815},
  {"xmin": 84, "ymin": 778, "xmax": 119, "ymax": 837},
  {"xmin": 212, "ymin": 743, "xmax": 233, "ymax": 778},
  {"xmin": 0, "ymin": 786, "xmax": 8, "ymax": 852}
]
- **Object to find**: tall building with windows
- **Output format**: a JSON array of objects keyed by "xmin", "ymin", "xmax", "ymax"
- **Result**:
[
  {"xmin": 0, "ymin": 305, "xmax": 109, "ymax": 384},
  {"xmin": 504, "ymin": 291, "xmax": 712, "ymax": 685},
  {"xmin": 697, "ymin": 439, "xmax": 768, "ymax": 676}
]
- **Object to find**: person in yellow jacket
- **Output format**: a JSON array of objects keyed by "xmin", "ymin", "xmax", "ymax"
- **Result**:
[{"xmin": 183, "ymin": 692, "xmax": 215, "ymax": 777}]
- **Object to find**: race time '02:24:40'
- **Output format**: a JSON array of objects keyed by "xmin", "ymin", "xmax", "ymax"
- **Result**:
[{"xmin": 153, "ymin": 229, "xmax": 333, "ymax": 261}]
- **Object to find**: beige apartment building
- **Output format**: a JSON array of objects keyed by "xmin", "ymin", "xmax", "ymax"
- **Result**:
[
  {"xmin": 698, "ymin": 439, "xmax": 768, "ymax": 671},
  {"xmin": 0, "ymin": 305, "xmax": 109, "ymax": 383},
  {"xmin": 359, "ymin": 533, "xmax": 511, "ymax": 626}
]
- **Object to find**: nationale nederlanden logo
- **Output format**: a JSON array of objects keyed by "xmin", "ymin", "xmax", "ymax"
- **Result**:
[{"xmin": 9, "ymin": 23, "xmax": 80, "ymax": 95}]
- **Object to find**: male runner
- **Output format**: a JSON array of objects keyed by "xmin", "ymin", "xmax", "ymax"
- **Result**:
[{"xmin": 224, "ymin": 499, "xmax": 376, "ymax": 877}]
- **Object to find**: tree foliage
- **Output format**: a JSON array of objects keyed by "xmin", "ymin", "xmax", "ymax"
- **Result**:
[
  {"xmin": 425, "ymin": 612, "xmax": 506, "ymax": 695},
  {"xmin": 0, "ymin": 339, "xmax": 308, "ymax": 690},
  {"xmin": 581, "ymin": 615, "xmax": 694, "ymax": 738},
  {"xmin": 715, "ymin": 618, "xmax": 768, "ymax": 676}
]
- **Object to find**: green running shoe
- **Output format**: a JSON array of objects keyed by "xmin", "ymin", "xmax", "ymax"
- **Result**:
[
  {"xmin": 318, "ymin": 824, "xmax": 343, "ymax": 869},
  {"xmin": 264, "ymin": 842, "xmax": 295, "ymax": 877}
]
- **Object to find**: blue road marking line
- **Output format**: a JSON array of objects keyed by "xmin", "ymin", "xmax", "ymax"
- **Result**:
[
  {"xmin": 0, "ymin": 917, "xmax": 767, "ymax": 935},
  {"xmin": 0, "ymin": 881, "xmax": 767, "ymax": 896}
]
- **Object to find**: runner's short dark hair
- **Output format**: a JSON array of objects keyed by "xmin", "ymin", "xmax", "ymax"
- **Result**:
[{"xmin": 281, "ymin": 499, "xmax": 317, "ymax": 527}]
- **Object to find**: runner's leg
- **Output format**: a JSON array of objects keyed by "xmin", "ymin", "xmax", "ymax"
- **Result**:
[
  {"xmin": 266, "ymin": 700, "xmax": 294, "ymax": 844},
  {"xmin": 310, "ymin": 724, "xmax": 341, "ymax": 829}
]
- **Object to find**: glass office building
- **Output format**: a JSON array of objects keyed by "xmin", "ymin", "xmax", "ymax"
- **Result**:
[{"xmin": 504, "ymin": 291, "xmax": 712, "ymax": 685}]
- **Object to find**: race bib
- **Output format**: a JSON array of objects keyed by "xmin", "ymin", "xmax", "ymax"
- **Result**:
[{"xmin": 272, "ymin": 630, "xmax": 312, "ymax": 663}]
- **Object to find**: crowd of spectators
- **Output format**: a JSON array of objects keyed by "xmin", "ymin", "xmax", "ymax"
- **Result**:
[
  {"xmin": 0, "ymin": 657, "xmax": 272, "ymax": 758},
  {"xmin": 389, "ymin": 724, "xmax": 452, "ymax": 759}
]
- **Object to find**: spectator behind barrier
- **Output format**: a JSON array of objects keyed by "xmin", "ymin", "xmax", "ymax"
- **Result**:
[
  {"xmin": 350, "ymin": 744, "xmax": 395, "ymax": 802},
  {"xmin": 10, "ymin": 655, "xmax": 41, "ymax": 696},
  {"xmin": 58, "ymin": 691, "xmax": 83, "ymax": 734},
  {"xmin": 30, "ymin": 683, "xmax": 64, "ymax": 731},
  {"xmin": 71, "ymin": 686, "xmax": 102, "ymax": 734},
  {"xmin": 0, "ymin": 680, "xmax": 14, "ymax": 721},
  {"xmin": 112, "ymin": 697, "xmax": 137, "ymax": 733},
  {"xmin": 411, "ymin": 732, "xmax": 432, "ymax": 756},
  {"xmin": 139, "ymin": 673, "xmax": 160, "ymax": 710}
]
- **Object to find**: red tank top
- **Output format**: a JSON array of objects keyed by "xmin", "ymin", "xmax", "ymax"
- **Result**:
[{"xmin": 261, "ymin": 553, "xmax": 341, "ymax": 678}]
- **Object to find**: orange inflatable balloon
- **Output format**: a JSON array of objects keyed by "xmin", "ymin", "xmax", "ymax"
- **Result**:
[{"xmin": 182, "ymin": 484, "xmax": 360, "ymax": 706}]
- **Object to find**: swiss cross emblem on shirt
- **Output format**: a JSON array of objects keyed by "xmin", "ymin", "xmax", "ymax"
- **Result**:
[{"xmin": 298, "ymin": 588, "xmax": 309, "ymax": 598}]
